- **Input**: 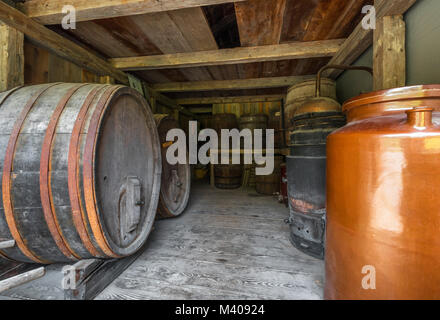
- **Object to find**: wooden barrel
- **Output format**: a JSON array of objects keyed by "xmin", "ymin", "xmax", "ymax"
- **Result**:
[
  {"xmin": 154, "ymin": 114, "xmax": 191, "ymax": 219},
  {"xmin": 239, "ymin": 114, "xmax": 268, "ymax": 133},
  {"xmin": 255, "ymin": 156, "xmax": 283, "ymax": 195},
  {"xmin": 214, "ymin": 163, "xmax": 243, "ymax": 189},
  {"xmin": 239, "ymin": 114, "xmax": 268, "ymax": 149},
  {"xmin": 0, "ymin": 83, "xmax": 161, "ymax": 264},
  {"xmin": 212, "ymin": 113, "xmax": 238, "ymax": 135},
  {"xmin": 198, "ymin": 114, "xmax": 213, "ymax": 130},
  {"xmin": 285, "ymin": 79, "xmax": 336, "ymax": 143}
]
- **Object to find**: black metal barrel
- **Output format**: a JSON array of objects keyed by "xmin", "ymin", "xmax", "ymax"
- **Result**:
[{"xmin": 287, "ymin": 111, "xmax": 345, "ymax": 259}]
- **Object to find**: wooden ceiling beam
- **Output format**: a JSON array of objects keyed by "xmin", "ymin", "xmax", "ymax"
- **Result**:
[
  {"xmin": 326, "ymin": 0, "xmax": 418, "ymax": 79},
  {"xmin": 18, "ymin": 0, "xmax": 248, "ymax": 25},
  {"xmin": 176, "ymin": 95, "xmax": 285, "ymax": 105},
  {"xmin": 0, "ymin": 1, "xmax": 128, "ymax": 84},
  {"xmin": 152, "ymin": 75, "xmax": 315, "ymax": 92},
  {"xmin": 110, "ymin": 39, "xmax": 344, "ymax": 71}
]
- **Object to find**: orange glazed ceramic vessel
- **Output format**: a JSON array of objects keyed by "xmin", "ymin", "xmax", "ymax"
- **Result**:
[{"xmin": 325, "ymin": 85, "xmax": 440, "ymax": 300}]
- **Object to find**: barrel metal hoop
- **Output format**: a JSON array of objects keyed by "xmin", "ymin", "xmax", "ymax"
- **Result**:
[
  {"xmin": 2, "ymin": 83, "xmax": 61, "ymax": 264},
  {"xmin": 0, "ymin": 85, "xmax": 24, "ymax": 107},
  {"xmin": 68, "ymin": 86, "xmax": 105, "ymax": 258},
  {"xmin": 83, "ymin": 86, "xmax": 123, "ymax": 258},
  {"xmin": 0, "ymin": 86, "xmax": 25, "ymax": 260},
  {"xmin": 40, "ymin": 84, "xmax": 88, "ymax": 261}
]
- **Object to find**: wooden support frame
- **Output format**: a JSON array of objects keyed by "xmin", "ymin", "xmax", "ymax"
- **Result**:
[
  {"xmin": 0, "ymin": 23, "xmax": 24, "ymax": 91},
  {"xmin": 19, "ymin": 0, "xmax": 247, "ymax": 25},
  {"xmin": 143, "ymin": 84, "xmax": 195, "ymax": 117},
  {"xmin": 0, "ymin": 1, "xmax": 128, "ymax": 84},
  {"xmin": 153, "ymin": 75, "xmax": 315, "ymax": 93},
  {"xmin": 373, "ymin": 16, "xmax": 406, "ymax": 90},
  {"xmin": 110, "ymin": 39, "xmax": 345, "ymax": 71},
  {"xmin": 64, "ymin": 252, "xmax": 142, "ymax": 300},
  {"xmin": 326, "ymin": 0, "xmax": 417, "ymax": 79}
]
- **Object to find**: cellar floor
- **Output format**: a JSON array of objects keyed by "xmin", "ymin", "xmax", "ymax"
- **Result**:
[
  {"xmin": 0, "ymin": 183, "xmax": 324, "ymax": 300},
  {"xmin": 96, "ymin": 183, "xmax": 324, "ymax": 300}
]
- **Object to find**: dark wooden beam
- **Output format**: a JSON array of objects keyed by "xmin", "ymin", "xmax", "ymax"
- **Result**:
[
  {"xmin": 0, "ymin": 1, "xmax": 128, "ymax": 84},
  {"xmin": 153, "ymin": 75, "xmax": 315, "ymax": 92},
  {"xmin": 176, "ymin": 95, "xmax": 285, "ymax": 105},
  {"xmin": 19, "ymin": 0, "xmax": 247, "ymax": 25}
]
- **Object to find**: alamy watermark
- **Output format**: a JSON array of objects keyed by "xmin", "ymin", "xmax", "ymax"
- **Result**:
[
  {"xmin": 362, "ymin": 265, "xmax": 376, "ymax": 290},
  {"xmin": 61, "ymin": 5, "xmax": 76, "ymax": 30},
  {"xmin": 166, "ymin": 121, "xmax": 275, "ymax": 176},
  {"xmin": 362, "ymin": 5, "xmax": 376, "ymax": 30}
]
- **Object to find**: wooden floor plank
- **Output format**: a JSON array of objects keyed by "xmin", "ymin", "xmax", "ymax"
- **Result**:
[
  {"xmin": 97, "ymin": 183, "xmax": 324, "ymax": 300},
  {"xmin": 101, "ymin": 256, "xmax": 323, "ymax": 300}
]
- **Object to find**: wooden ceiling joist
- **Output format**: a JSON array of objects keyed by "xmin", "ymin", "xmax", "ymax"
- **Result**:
[
  {"xmin": 19, "ymin": 0, "xmax": 247, "ymax": 25},
  {"xmin": 326, "ymin": 0, "xmax": 418, "ymax": 79},
  {"xmin": 152, "ymin": 75, "xmax": 315, "ymax": 92},
  {"xmin": 0, "ymin": 1, "xmax": 128, "ymax": 84},
  {"xmin": 176, "ymin": 95, "xmax": 285, "ymax": 105},
  {"xmin": 110, "ymin": 39, "xmax": 344, "ymax": 71}
]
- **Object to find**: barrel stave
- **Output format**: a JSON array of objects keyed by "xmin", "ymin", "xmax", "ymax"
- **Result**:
[
  {"xmin": 154, "ymin": 114, "xmax": 191, "ymax": 219},
  {"xmin": 0, "ymin": 84, "xmax": 161, "ymax": 263}
]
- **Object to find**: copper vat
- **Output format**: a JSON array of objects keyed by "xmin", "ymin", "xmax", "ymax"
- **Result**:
[{"xmin": 325, "ymin": 85, "xmax": 440, "ymax": 300}]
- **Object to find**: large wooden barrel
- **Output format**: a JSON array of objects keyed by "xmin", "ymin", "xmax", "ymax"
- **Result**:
[
  {"xmin": 255, "ymin": 156, "xmax": 283, "ymax": 195},
  {"xmin": 214, "ymin": 164, "xmax": 243, "ymax": 189},
  {"xmin": 0, "ymin": 83, "xmax": 161, "ymax": 264},
  {"xmin": 154, "ymin": 114, "xmax": 191, "ymax": 219},
  {"xmin": 285, "ymin": 79, "xmax": 336, "ymax": 143}
]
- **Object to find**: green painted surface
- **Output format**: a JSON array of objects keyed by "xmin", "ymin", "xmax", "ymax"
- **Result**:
[{"xmin": 337, "ymin": 0, "xmax": 440, "ymax": 103}]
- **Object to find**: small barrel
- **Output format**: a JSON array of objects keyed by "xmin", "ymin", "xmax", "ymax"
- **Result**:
[
  {"xmin": 239, "ymin": 114, "xmax": 268, "ymax": 149},
  {"xmin": 214, "ymin": 163, "xmax": 243, "ymax": 189},
  {"xmin": 239, "ymin": 114, "xmax": 268, "ymax": 133},
  {"xmin": 212, "ymin": 113, "xmax": 238, "ymax": 135},
  {"xmin": 198, "ymin": 114, "xmax": 213, "ymax": 130},
  {"xmin": 255, "ymin": 156, "xmax": 283, "ymax": 195},
  {"xmin": 0, "ymin": 83, "xmax": 161, "ymax": 264},
  {"xmin": 154, "ymin": 114, "xmax": 191, "ymax": 219}
]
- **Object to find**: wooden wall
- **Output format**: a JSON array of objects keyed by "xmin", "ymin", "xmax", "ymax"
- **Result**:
[
  {"xmin": 24, "ymin": 41, "xmax": 104, "ymax": 85},
  {"xmin": 212, "ymin": 101, "xmax": 281, "ymax": 119}
]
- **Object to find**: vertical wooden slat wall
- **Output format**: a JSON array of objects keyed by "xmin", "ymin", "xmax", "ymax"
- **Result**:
[
  {"xmin": 24, "ymin": 41, "xmax": 104, "ymax": 84},
  {"xmin": 212, "ymin": 101, "xmax": 281, "ymax": 119}
]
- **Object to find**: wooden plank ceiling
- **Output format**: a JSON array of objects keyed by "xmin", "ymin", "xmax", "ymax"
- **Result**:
[{"xmin": 39, "ymin": 0, "xmax": 372, "ymax": 98}]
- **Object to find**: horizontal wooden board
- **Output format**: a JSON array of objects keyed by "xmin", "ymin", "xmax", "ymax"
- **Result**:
[
  {"xmin": 111, "ymin": 39, "xmax": 344, "ymax": 70},
  {"xmin": 153, "ymin": 75, "xmax": 315, "ymax": 92}
]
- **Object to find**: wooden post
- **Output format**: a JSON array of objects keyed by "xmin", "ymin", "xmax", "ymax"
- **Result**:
[
  {"xmin": 99, "ymin": 75, "xmax": 115, "ymax": 84},
  {"xmin": 0, "ymin": 23, "xmax": 24, "ymax": 92},
  {"xmin": 373, "ymin": 15, "xmax": 406, "ymax": 91}
]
